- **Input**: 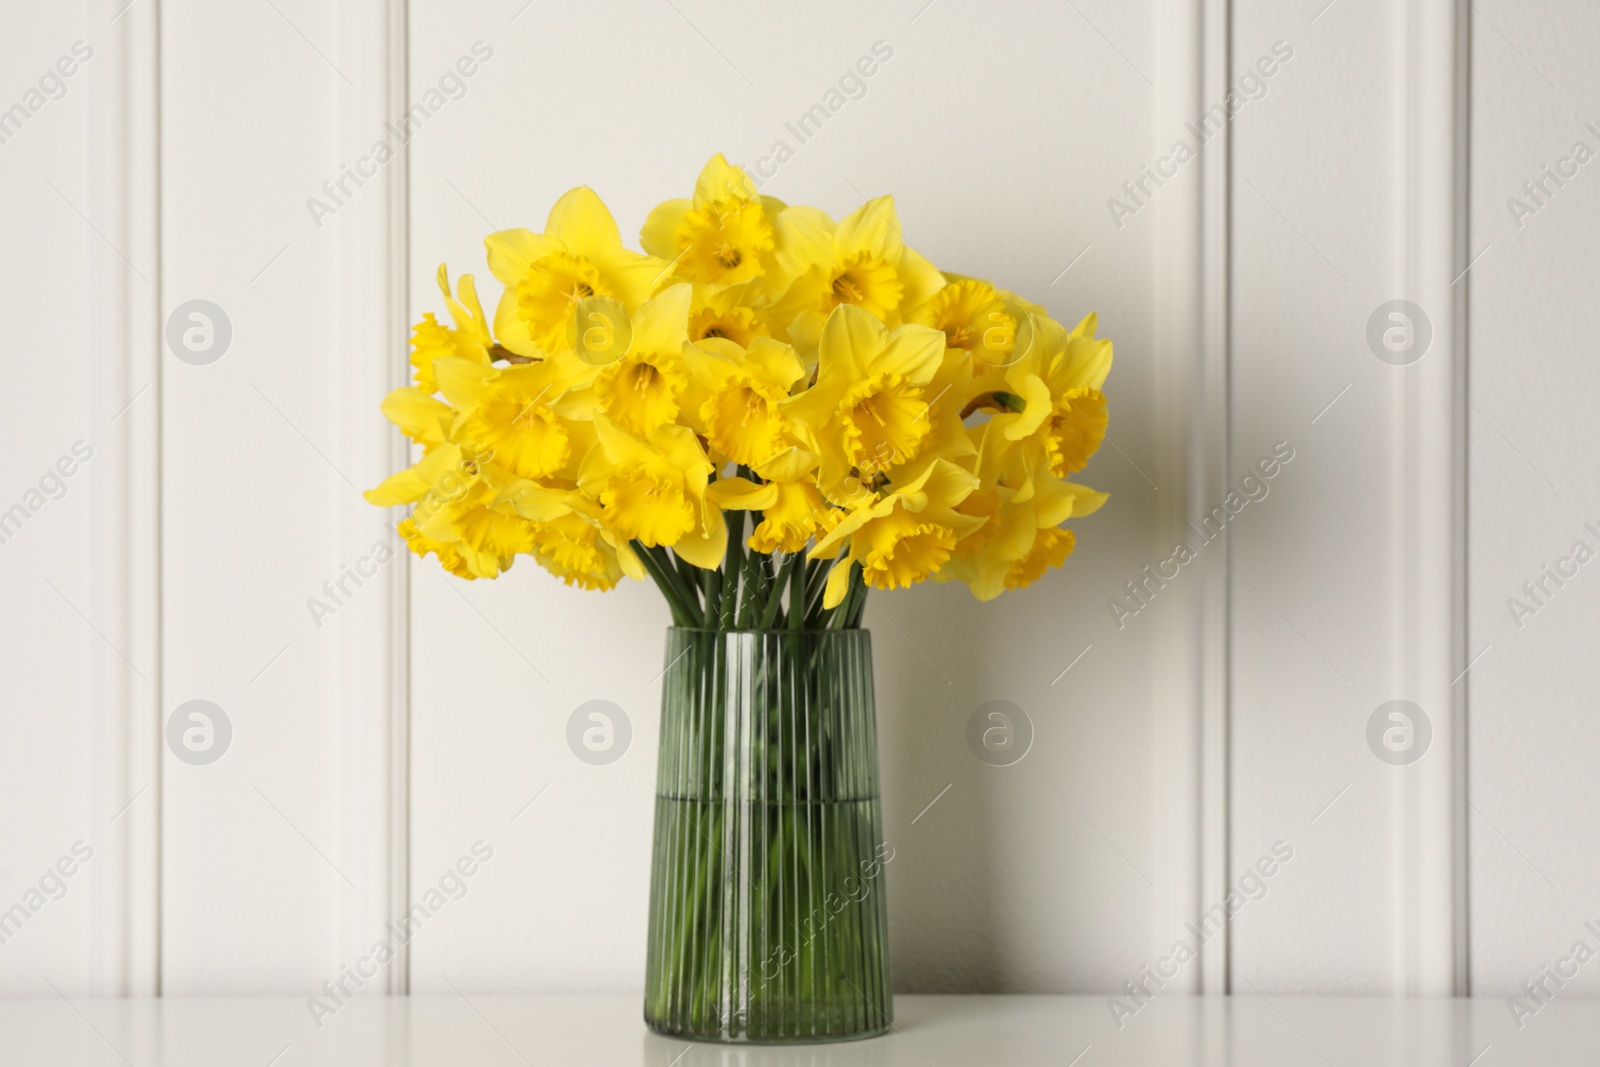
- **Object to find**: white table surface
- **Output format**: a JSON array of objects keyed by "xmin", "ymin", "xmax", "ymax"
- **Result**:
[{"xmin": 2, "ymin": 994, "xmax": 1592, "ymax": 1065}]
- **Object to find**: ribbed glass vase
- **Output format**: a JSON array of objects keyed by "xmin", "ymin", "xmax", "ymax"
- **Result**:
[{"xmin": 643, "ymin": 628, "xmax": 892, "ymax": 1043}]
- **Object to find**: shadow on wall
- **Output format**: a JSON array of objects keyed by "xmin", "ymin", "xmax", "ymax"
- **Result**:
[{"xmin": 871, "ymin": 579, "xmax": 1001, "ymax": 993}]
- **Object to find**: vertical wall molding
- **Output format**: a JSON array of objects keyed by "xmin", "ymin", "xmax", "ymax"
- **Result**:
[
  {"xmin": 88, "ymin": 0, "xmax": 162, "ymax": 996},
  {"xmin": 1151, "ymin": 0, "xmax": 1232, "ymax": 995},
  {"xmin": 1447, "ymin": 0, "xmax": 1472, "ymax": 996},
  {"xmin": 1393, "ymin": 0, "xmax": 1469, "ymax": 996},
  {"xmin": 336, "ymin": 0, "xmax": 412, "ymax": 995},
  {"xmin": 1196, "ymin": 0, "xmax": 1233, "ymax": 996}
]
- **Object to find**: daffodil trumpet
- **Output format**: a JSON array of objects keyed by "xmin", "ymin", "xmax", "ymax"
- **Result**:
[{"xmin": 366, "ymin": 154, "xmax": 1112, "ymax": 629}]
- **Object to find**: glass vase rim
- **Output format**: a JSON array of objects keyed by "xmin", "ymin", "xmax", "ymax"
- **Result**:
[{"xmin": 666, "ymin": 625, "xmax": 870, "ymax": 636}]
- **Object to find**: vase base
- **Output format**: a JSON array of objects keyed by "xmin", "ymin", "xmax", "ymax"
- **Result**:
[{"xmin": 644, "ymin": 1018, "xmax": 892, "ymax": 1045}]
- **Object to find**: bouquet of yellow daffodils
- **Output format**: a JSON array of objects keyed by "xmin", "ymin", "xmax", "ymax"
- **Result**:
[{"xmin": 365, "ymin": 155, "xmax": 1111, "ymax": 629}]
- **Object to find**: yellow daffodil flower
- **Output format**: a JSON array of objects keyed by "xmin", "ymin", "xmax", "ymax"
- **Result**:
[
  {"xmin": 768, "ymin": 195, "xmax": 946, "ymax": 349},
  {"xmin": 810, "ymin": 458, "xmax": 985, "ymax": 606},
  {"xmin": 684, "ymin": 335, "xmax": 805, "ymax": 468},
  {"xmin": 686, "ymin": 279, "xmax": 780, "ymax": 346},
  {"xmin": 990, "ymin": 312, "xmax": 1113, "ymax": 478},
  {"xmin": 432, "ymin": 353, "xmax": 593, "ymax": 481},
  {"xmin": 525, "ymin": 510, "xmax": 630, "ymax": 590},
  {"xmin": 489, "ymin": 468, "xmax": 646, "ymax": 591},
  {"xmin": 579, "ymin": 414, "xmax": 725, "ymax": 568},
  {"xmin": 641, "ymin": 154, "xmax": 786, "ymax": 286},
  {"xmin": 410, "ymin": 264, "xmax": 493, "ymax": 393},
  {"xmin": 370, "ymin": 163, "xmax": 1114, "ymax": 612},
  {"xmin": 783, "ymin": 305, "xmax": 947, "ymax": 498},
  {"xmin": 589, "ymin": 283, "xmax": 696, "ymax": 437},
  {"xmin": 486, "ymin": 187, "xmax": 670, "ymax": 357},
  {"xmin": 365, "ymin": 444, "xmax": 536, "ymax": 579},
  {"xmin": 379, "ymin": 387, "xmax": 453, "ymax": 447},
  {"xmin": 704, "ymin": 447, "xmax": 840, "ymax": 555},
  {"xmin": 906, "ymin": 275, "xmax": 1016, "ymax": 371},
  {"xmin": 942, "ymin": 457, "xmax": 1108, "ymax": 599}
]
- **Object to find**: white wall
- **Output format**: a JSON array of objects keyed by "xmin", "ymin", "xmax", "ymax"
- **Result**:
[
  {"xmin": 1, "ymin": 0, "xmax": 373, "ymax": 998},
  {"xmin": 158, "ymin": 0, "xmax": 352, "ymax": 994},
  {"xmin": 0, "ymin": 0, "xmax": 96, "ymax": 995},
  {"xmin": 1466, "ymin": 1, "xmax": 1600, "ymax": 998},
  {"xmin": 2, "ymin": 0, "xmax": 1597, "ymax": 1006},
  {"xmin": 1229, "ymin": 0, "xmax": 1431, "ymax": 992}
]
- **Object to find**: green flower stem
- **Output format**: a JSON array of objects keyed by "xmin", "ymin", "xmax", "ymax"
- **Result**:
[
  {"xmin": 702, "ymin": 564, "xmax": 722, "ymax": 628},
  {"xmin": 635, "ymin": 526, "xmax": 870, "ymax": 632},
  {"xmin": 760, "ymin": 553, "xmax": 798, "ymax": 630},
  {"xmin": 828, "ymin": 564, "xmax": 866, "ymax": 629},
  {"xmin": 669, "ymin": 549, "xmax": 706, "ymax": 617},
  {"xmin": 789, "ymin": 554, "xmax": 807, "ymax": 631},
  {"xmin": 802, "ymin": 558, "xmax": 830, "ymax": 629},
  {"xmin": 720, "ymin": 512, "xmax": 744, "ymax": 630},
  {"xmin": 648, "ymin": 545, "xmax": 704, "ymax": 628},
  {"xmin": 737, "ymin": 548, "xmax": 765, "ymax": 629},
  {"xmin": 845, "ymin": 567, "xmax": 870, "ymax": 628},
  {"xmin": 634, "ymin": 543, "xmax": 696, "ymax": 626}
]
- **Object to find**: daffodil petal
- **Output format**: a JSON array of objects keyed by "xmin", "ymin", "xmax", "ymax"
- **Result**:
[
  {"xmin": 897, "ymin": 246, "xmax": 946, "ymax": 314},
  {"xmin": 640, "ymin": 198, "xmax": 692, "ymax": 260},
  {"xmin": 612, "ymin": 537, "xmax": 648, "ymax": 581},
  {"xmin": 822, "ymin": 557, "xmax": 854, "ymax": 608},
  {"xmin": 492, "ymin": 287, "xmax": 541, "ymax": 358},
  {"xmin": 433, "ymin": 356, "xmax": 492, "ymax": 410},
  {"xmin": 707, "ymin": 477, "xmax": 779, "ymax": 511},
  {"xmin": 771, "ymin": 205, "xmax": 835, "ymax": 281},
  {"xmin": 873, "ymin": 323, "xmax": 945, "ymax": 386},
  {"xmin": 693, "ymin": 153, "xmax": 758, "ymax": 204},
  {"xmin": 673, "ymin": 503, "xmax": 727, "ymax": 569},
  {"xmin": 834, "ymin": 196, "xmax": 902, "ymax": 264},
  {"xmin": 545, "ymin": 186, "xmax": 622, "ymax": 251},
  {"xmin": 818, "ymin": 304, "xmax": 888, "ymax": 381},
  {"xmin": 379, "ymin": 388, "xmax": 452, "ymax": 443},
  {"xmin": 1004, "ymin": 374, "xmax": 1053, "ymax": 440},
  {"xmin": 755, "ymin": 446, "xmax": 819, "ymax": 483},
  {"xmin": 632, "ymin": 283, "xmax": 693, "ymax": 354},
  {"xmin": 484, "ymin": 228, "xmax": 560, "ymax": 285}
]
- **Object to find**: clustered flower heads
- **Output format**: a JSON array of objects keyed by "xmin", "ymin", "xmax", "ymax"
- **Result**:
[{"xmin": 366, "ymin": 154, "xmax": 1112, "ymax": 626}]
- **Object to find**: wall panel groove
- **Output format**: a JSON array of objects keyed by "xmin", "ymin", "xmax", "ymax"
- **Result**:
[
  {"xmin": 1394, "ymin": 0, "xmax": 1469, "ymax": 996},
  {"xmin": 336, "ymin": 0, "xmax": 413, "ymax": 997},
  {"xmin": 88, "ymin": 0, "xmax": 163, "ymax": 998},
  {"xmin": 1152, "ymin": 0, "xmax": 1233, "ymax": 997}
]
